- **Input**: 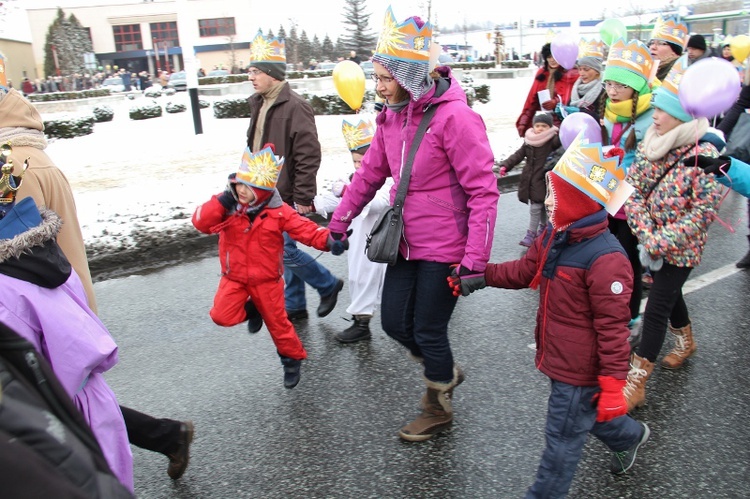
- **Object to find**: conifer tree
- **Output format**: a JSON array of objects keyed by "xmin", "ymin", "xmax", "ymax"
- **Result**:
[
  {"xmin": 43, "ymin": 8, "xmax": 93, "ymax": 78},
  {"xmin": 340, "ymin": 0, "xmax": 377, "ymax": 58}
]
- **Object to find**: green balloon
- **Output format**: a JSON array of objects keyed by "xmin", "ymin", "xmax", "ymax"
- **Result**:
[{"xmin": 599, "ymin": 19, "xmax": 627, "ymax": 46}]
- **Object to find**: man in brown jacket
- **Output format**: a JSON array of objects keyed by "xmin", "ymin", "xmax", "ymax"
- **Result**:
[{"xmin": 245, "ymin": 31, "xmax": 343, "ymax": 321}]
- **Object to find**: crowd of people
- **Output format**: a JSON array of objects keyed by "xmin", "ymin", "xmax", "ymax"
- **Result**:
[{"xmin": 1, "ymin": 6, "xmax": 749, "ymax": 498}]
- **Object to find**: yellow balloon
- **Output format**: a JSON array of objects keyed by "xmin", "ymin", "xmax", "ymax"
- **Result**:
[
  {"xmin": 333, "ymin": 60, "xmax": 365, "ymax": 111},
  {"xmin": 731, "ymin": 35, "xmax": 750, "ymax": 62}
]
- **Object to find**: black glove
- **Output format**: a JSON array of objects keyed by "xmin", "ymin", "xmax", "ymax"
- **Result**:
[
  {"xmin": 327, "ymin": 229, "xmax": 352, "ymax": 256},
  {"xmin": 683, "ymin": 155, "xmax": 731, "ymax": 176},
  {"xmin": 218, "ymin": 173, "xmax": 239, "ymax": 209},
  {"xmin": 447, "ymin": 264, "xmax": 486, "ymax": 297}
]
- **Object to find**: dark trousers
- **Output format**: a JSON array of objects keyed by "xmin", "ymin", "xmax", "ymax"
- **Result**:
[
  {"xmin": 636, "ymin": 262, "xmax": 692, "ymax": 362},
  {"xmin": 120, "ymin": 405, "xmax": 181, "ymax": 455},
  {"xmin": 380, "ymin": 257, "xmax": 458, "ymax": 382},
  {"xmin": 608, "ymin": 217, "xmax": 642, "ymax": 320},
  {"xmin": 526, "ymin": 380, "xmax": 643, "ymax": 499}
]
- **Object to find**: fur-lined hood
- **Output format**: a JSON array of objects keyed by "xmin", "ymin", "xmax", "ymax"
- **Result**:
[{"xmin": 0, "ymin": 207, "xmax": 62, "ymax": 262}]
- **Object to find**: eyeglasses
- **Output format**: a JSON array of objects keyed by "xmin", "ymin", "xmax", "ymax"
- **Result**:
[
  {"xmin": 604, "ymin": 81, "xmax": 629, "ymax": 92},
  {"xmin": 371, "ymin": 74, "xmax": 395, "ymax": 84},
  {"xmin": 648, "ymin": 40, "xmax": 669, "ymax": 47},
  {"xmin": 247, "ymin": 69, "xmax": 264, "ymax": 76}
]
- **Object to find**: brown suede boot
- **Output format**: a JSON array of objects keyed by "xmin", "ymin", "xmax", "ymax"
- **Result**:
[
  {"xmin": 399, "ymin": 371, "xmax": 461, "ymax": 442},
  {"xmin": 661, "ymin": 323, "xmax": 697, "ymax": 369},
  {"xmin": 623, "ymin": 353, "xmax": 655, "ymax": 412}
]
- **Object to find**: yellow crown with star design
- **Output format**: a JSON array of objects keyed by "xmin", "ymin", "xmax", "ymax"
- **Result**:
[
  {"xmin": 551, "ymin": 133, "xmax": 633, "ymax": 215},
  {"xmin": 249, "ymin": 30, "xmax": 286, "ymax": 64},
  {"xmin": 578, "ymin": 39, "xmax": 605, "ymax": 58},
  {"xmin": 341, "ymin": 119, "xmax": 375, "ymax": 151},
  {"xmin": 650, "ymin": 16, "xmax": 688, "ymax": 50},
  {"xmin": 236, "ymin": 146, "xmax": 284, "ymax": 191}
]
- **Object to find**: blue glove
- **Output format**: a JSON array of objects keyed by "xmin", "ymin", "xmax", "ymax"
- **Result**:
[
  {"xmin": 447, "ymin": 264, "xmax": 486, "ymax": 297},
  {"xmin": 327, "ymin": 229, "xmax": 352, "ymax": 256},
  {"xmin": 218, "ymin": 173, "xmax": 238, "ymax": 210}
]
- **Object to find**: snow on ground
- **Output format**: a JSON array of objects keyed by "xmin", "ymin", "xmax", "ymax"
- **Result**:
[{"xmin": 41, "ymin": 75, "xmax": 532, "ymax": 264}]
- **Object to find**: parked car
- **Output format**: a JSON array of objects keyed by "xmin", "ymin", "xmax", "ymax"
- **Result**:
[
  {"xmin": 101, "ymin": 76, "xmax": 125, "ymax": 93},
  {"xmin": 360, "ymin": 60, "xmax": 374, "ymax": 79},
  {"xmin": 317, "ymin": 61, "xmax": 337, "ymax": 72},
  {"xmin": 166, "ymin": 71, "xmax": 187, "ymax": 91},
  {"xmin": 207, "ymin": 69, "xmax": 229, "ymax": 77}
]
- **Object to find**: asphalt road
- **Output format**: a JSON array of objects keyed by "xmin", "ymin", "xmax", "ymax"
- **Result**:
[{"xmin": 98, "ymin": 189, "xmax": 750, "ymax": 498}]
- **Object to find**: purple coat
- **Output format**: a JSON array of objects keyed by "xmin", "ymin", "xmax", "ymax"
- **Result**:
[{"xmin": 329, "ymin": 69, "xmax": 498, "ymax": 271}]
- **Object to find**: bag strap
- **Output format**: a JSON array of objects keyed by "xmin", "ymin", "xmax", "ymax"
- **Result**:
[
  {"xmin": 393, "ymin": 103, "xmax": 440, "ymax": 213},
  {"xmin": 644, "ymin": 146, "xmax": 692, "ymax": 200}
]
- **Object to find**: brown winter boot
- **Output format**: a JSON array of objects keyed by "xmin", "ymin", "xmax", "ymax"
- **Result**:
[
  {"xmin": 623, "ymin": 353, "xmax": 655, "ymax": 412},
  {"xmin": 399, "ymin": 370, "xmax": 461, "ymax": 442},
  {"xmin": 660, "ymin": 323, "xmax": 697, "ymax": 369}
]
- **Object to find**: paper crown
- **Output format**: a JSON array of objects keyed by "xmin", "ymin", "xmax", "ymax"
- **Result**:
[
  {"xmin": 551, "ymin": 133, "xmax": 633, "ymax": 216},
  {"xmin": 604, "ymin": 39, "xmax": 654, "ymax": 91},
  {"xmin": 0, "ymin": 144, "xmax": 27, "ymax": 210},
  {"xmin": 579, "ymin": 39, "xmax": 605, "ymax": 59},
  {"xmin": 249, "ymin": 31, "xmax": 286, "ymax": 64},
  {"xmin": 652, "ymin": 54, "xmax": 692, "ymax": 122},
  {"xmin": 374, "ymin": 6, "xmax": 432, "ymax": 63},
  {"xmin": 236, "ymin": 146, "xmax": 284, "ymax": 191},
  {"xmin": 342, "ymin": 119, "xmax": 375, "ymax": 151},
  {"xmin": 650, "ymin": 16, "xmax": 688, "ymax": 49}
]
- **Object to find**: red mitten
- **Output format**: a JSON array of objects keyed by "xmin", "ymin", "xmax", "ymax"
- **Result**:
[
  {"xmin": 605, "ymin": 147, "xmax": 625, "ymax": 163},
  {"xmin": 594, "ymin": 375, "xmax": 628, "ymax": 422},
  {"xmin": 541, "ymin": 99, "xmax": 558, "ymax": 111}
]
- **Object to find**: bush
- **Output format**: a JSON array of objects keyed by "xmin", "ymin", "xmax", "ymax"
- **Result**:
[
  {"xmin": 144, "ymin": 87, "xmax": 162, "ymax": 98},
  {"xmin": 213, "ymin": 98, "xmax": 250, "ymax": 119},
  {"xmin": 500, "ymin": 60, "xmax": 533, "ymax": 68},
  {"xmin": 163, "ymin": 87, "xmax": 177, "ymax": 96},
  {"xmin": 165, "ymin": 102, "xmax": 186, "ymax": 114},
  {"xmin": 92, "ymin": 105, "xmax": 114, "ymax": 122},
  {"xmin": 129, "ymin": 101, "xmax": 162, "ymax": 120},
  {"xmin": 474, "ymin": 84, "xmax": 490, "ymax": 104},
  {"xmin": 28, "ymin": 89, "xmax": 110, "ymax": 102},
  {"xmin": 43, "ymin": 114, "xmax": 95, "ymax": 139},
  {"xmin": 199, "ymin": 99, "xmax": 211, "ymax": 109},
  {"xmin": 199, "ymin": 74, "xmax": 248, "ymax": 85}
]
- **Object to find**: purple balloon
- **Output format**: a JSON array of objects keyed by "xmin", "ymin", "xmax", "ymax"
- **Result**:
[
  {"xmin": 559, "ymin": 112, "xmax": 602, "ymax": 149},
  {"xmin": 678, "ymin": 57, "xmax": 741, "ymax": 119},
  {"xmin": 551, "ymin": 34, "xmax": 579, "ymax": 70}
]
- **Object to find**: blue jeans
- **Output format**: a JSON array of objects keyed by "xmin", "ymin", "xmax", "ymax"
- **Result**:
[
  {"xmin": 526, "ymin": 380, "xmax": 644, "ymax": 499},
  {"xmin": 283, "ymin": 232, "xmax": 338, "ymax": 312},
  {"xmin": 380, "ymin": 257, "xmax": 458, "ymax": 382}
]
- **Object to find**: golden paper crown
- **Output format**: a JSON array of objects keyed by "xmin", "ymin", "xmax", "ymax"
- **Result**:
[
  {"xmin": 236, "ymin": 146, "xmax": 284, "ymax": 191},
  {"xmin": 579, "ymin": 39, "xmax": 605, "ymax": 59},
  {"xmin": 0, "ymin": 143, "xmax": 27, "ymax": 206},
  {"xmin": 341, "ymin": 119, "xmax": 375, "ymax": 151},
  {"xmin": 606, "ymin": 39, "xmax": 654, "ymax": 83},
  {"xmin": 374, "ymin": 6, "xmax": 432, "ymax": 63},
  {"xmin": 249, "ymin": 31, "xmax": 286, "ymax": 64},
  {"xmin": 650, "ymin": 17, "xmax": 688, "ymax": 49},
  {"xmin": 659, "ymin": 53, "xmax": 688, "ymax": 96},
  {"xmin": 552, "ymin": 133, "xmax": 633, "ymax": 215}
]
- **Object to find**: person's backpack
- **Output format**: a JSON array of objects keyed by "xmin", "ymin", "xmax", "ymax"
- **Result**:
[{"xmin": 0, "ymin": 321, "xmax": 134, "ymax": 499}]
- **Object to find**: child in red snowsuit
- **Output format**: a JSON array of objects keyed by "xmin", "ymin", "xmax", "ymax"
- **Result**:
[{"xmin": 192, "ymin": 146, "xmax": 348, "ymax": 388}]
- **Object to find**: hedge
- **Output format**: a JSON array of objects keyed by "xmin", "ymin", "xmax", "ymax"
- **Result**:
[{"xmin": 44, "ymin": 115, "xmax": 95, "ymax": 139}]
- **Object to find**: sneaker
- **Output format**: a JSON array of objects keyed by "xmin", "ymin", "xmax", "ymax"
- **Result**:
[
  {"xmin": 737, "ymin": 249, "xmax": 750, "ymax": 269},
  {"xmin": 611, "ymin": 422, "xmax": 650, "ymax": 475},
  {"xmin": 317, "ymin": 279, "xmax": 344, "ymax": 317},
  {"xmin": 519, "ymin": 229, "xmax": 536, "ymax": 247}
]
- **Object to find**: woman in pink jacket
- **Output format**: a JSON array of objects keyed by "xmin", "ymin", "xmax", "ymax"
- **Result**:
[{"xmin": 328, "ymin": 7, "xmax": 498, "ymax": 442}]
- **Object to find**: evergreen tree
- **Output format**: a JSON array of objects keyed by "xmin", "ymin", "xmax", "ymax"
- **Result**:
[
  {"xmin": 321, "ymin": 35, "xmax": 335, "ymax": 62},
  {"xmin": 43, "ymin": 8, "xmax": 93, "ymax": 78},
  {"xmin": 287, "ymin": 25, "xmax": 299, "ymax": 66},
  {"xmin": 339, "ymin": 0, "xmax": 377, "ymax": 58},
  {"xmin": 311, "ymin": 35, "xmax": 322, "ymax": 63},
  {"xmin": 266, "ymin": 28, "xmax": 275, "ymax": 40},
  {"xmin": 277, "ymin": 25, "xmax": 287, "ymax": 42},
  {"xmin": 298, "ymin": 30, "xmax": 312, "ymax": 65},
  {"xmin": 334, "ymin": 36, "xmax": 345, "ymax": 59}
]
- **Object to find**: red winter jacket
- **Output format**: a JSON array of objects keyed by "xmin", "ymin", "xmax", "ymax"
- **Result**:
[
  {"xmin": 484, "ymin": 211, "xmax": 633, "ymax": 386},
  {"xmin": 192, "ymin": 191, "xmax": 331, "ymax": 284},
  {"xmin": 515, "ymin": 66, "xmax": 579, "ymax": 136}
]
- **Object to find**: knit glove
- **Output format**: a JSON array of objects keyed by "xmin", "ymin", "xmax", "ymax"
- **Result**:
[
  {"xmin": 497, "ymin": 166, "xmax": 508, "ymax": 177},
  {"xmin": 541, "ymin": 98, "xmax": 558, "ymax": 111},
  {"xmin": 593, "ymin": 376, "xmax": 628, "ymax": 422},
  {"xmin": 447, "ymin": 264, "xmax": 486, "ymax": 297},
  {"xmin": 638, "ymin": 244, "xmax": 663, "ymax": 271},
  {"xmin": 217, "ymin": 173, "xmax": 238, "ymax": 210},
  {"xmin": 683, "ymin": 155, "xmax": 731, "ymax": 176},
  {"xmin": 327, "ymin": 229, "xmax": 352, "ymax": 256}
]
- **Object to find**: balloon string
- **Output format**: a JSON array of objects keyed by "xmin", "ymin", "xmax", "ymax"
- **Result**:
[{"xmin": 712, "ymin": 165, "xmax": 741, "ymax": 234}]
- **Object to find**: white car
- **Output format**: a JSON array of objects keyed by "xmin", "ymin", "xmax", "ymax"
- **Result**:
[{"xmin": 101, "ymin": 76, "xmax": 125, "ymax": 93}]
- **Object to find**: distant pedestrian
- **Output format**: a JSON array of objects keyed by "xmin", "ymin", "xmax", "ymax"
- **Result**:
[
  {"xmin": 495, "ymin": 111, "xmax": 561, "ymax": 247},
  {"xmin": 451, "ymin": 138, "xmax": 650, "ymax": 496},
  {"xmin": 192, "ymin": 145, "xmax": 348, "ymax": 389}
]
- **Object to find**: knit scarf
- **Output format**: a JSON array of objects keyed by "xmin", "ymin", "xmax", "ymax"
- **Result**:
[
  {"xmin": 524, "ymin": 126, "xmax": 559, "ymax": 147},
  {"xmin": 604, "ymin": 93, "xmax": 652, "ymax": 124},
  {"xmin": 252, "ymin": 81, "xmax": 284, "ymax": 151},
  {"xmin": 640, "ymin": 118, "xmax": 709, "ymax": 161},
  {"xmin": 569, "ymin": 78, "xmax": 603, "ymax": 108},
  {"xmin": 0, "ymin": 127, "xmax": 47, "ymax": 150}
]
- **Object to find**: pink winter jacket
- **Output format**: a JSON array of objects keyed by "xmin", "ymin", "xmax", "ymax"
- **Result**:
[{"xmin": 328, "ymin": 69, "xmax": 499, "ymax": 272}]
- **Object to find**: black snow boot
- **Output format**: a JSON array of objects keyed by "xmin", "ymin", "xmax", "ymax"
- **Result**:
[
  {"xmin": 334, "ymin": 315, "xmax": 372, "ymax": 343},
  {"xmin": 244, "ymin": 300, "xmax": 263, "ymax": 334},
  {"xmin": 279, "ymin": 356, "xmax": 302, "ymax": 389}
]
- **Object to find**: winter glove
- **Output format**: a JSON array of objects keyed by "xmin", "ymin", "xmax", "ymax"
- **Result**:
[
  {"xmin": 554, "ymin": 103, "xmax": 579, "ymax": 119},
  {"xmin": 541, "ymin": 98, "xmax": 558, "ymax": 111},
  {"xmin": 331, "ymin": 179, "xmax": 349, "ymax": 198},
  {"xmin": 593, "ymin": 376, "xmax": 628, "ymax": 422},
  {"xmin": 604, "ymin": 147, "xmax": 625, "ymax": 163},
  {"xmin": 327, "ymin": 229, "xmax": 352, "ymax": 256},
  {"xmin": 447, "ymin": 264, "xmax": 486, "ymax": 297},
  {"xmin": 638, "ymin": 244, "xmax": 663, "ymax": 272},
  {"xmin": 217, "ymin": 173, "xmax": 238, "ymax": 210},
  {"xmin": 497, "ymin": 166, "xmax": 508, "ymax": 178},
  {"xmin": 683, "ymin": 155, "xmax": 732, "ymax": 176}
]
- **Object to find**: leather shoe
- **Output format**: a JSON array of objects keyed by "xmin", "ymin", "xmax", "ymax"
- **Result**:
[
  {"xmin": 287, "ymin": 309, "xmax": 309, "ymax": 321},
  {"xmin": 317, "ymin": 279, "xmax": 344, "ymax": 317},
  {"xmin": 167, "ymin": 421, "xmax": 194, "ymax": 480}
]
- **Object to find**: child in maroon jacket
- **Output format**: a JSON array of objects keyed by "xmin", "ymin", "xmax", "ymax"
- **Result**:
[
  {"xmin": 450, "ymin": 136, "xmax": 649, "ymax": 497},
  {"xmin": 192, "ymin": 146, "xmax": 348, "ymax": 389}
]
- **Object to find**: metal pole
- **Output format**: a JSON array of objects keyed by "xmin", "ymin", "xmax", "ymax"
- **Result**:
[{"xmin": 176, "ymin": 0, "xmax": 202, "ymax": 135}]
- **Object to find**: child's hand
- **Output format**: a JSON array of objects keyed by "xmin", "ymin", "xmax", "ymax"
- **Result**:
[
  {"xmin": 217, "ymin": 173, "xmax": 238, "ymax": 210},
  {"xmin": 498, "ymin": 166, "xmax": 508, "ymax": 178}
]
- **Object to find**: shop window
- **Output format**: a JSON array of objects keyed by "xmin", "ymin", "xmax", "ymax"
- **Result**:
[
  {"xmin": 198, "ymin": 17, "xmax": 235, "ymax": 37},
  {"xmin": 113, "ymin": 24, "xmax": 143, "ymax": 51}
]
